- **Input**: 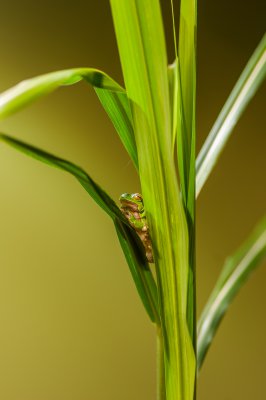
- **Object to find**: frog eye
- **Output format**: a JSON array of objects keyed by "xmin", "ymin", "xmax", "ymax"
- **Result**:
[
  {"xmin": 132, "ymin": 193, "xmax": 142, "ymax": 201},
  {"xmin": 119, "ymin": 193, "xmax": 129, "ymax": 201}
]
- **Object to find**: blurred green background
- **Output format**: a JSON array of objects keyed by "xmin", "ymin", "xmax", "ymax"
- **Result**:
[{"xmin": 0, "ymin": 1, "xmax": 265, "ymax": 399}]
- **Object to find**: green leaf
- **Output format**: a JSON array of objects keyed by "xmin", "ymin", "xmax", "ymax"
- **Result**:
[
  {"xmin": 197, "ymin": 217, "xmax": 266, "ymax": 370},
  {"xmin": 196, "ymin": 34, "xmax": 266, "ymax": 198},
  {"xmin": 110, "ymin": 1, "xmax": 195, "ymax": 399},
  {"xmin": 168, "ymin": 61, "xmax": 178, "ymax": 152},
  {"xmin": 178, "ymin": 0, "xmax": 197, "ymax": 213},
  {"xmin": 0, "ymin": 132, "xmax": 158, "ymax": 322},
  {"xmin": 0, "ymin": 68, "xmax": 122, "ymax": 119},
  {"xmin": 0, "ymin": 132, "xmax": 120, "ymax": 219},
  {"xmin": 168, "ymin": 59, "xmax": 186, "ymax": 198},
  {"xmin": 114, "ymin": 218, "xmax": 159, "ymax": 323},
  {"xmin": 168, "ymin": 1, "xmax": 179, "ymax": 154},
  {"xmin": 0, "ymin": 68, "xmax": 138, "ymax": 169},
  {"xmin": 95, "ymin": 88, "xmax": 138, "ymax": 170},
  {"xmin": 178, "ymin": 0, "xmax": 197, "ymax": 348}
]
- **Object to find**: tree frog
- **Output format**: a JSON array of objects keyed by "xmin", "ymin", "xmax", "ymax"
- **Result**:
[{"xmin": 119, "ymin": 193, "xmax": 154, "ymax": 263}]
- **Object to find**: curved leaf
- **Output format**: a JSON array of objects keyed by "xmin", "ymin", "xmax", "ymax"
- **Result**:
[
  {"xmin": 0, "ymin": 68, "xmax": 138, "ymax": 169},
  {"xmin": 197, "ymin": 217, "xmax": 266, "ymax": 370},
  {"xmin": 95, "ymin": 88, "xmax": 138, "ymax": 169},
  {"xmin": 0, "ymin": 132, "xmax": 120, "ymax": 220},
  {"xmin": 0, "ymin": 132, "xmax": 157, "ymax": 322},
  {"xmin": 0, "ymin": 68, "xmax": 122, "ymax": 119},
  {"xmin": 196, "ymin": 34, "xmax": 266, "ymax": 197}
]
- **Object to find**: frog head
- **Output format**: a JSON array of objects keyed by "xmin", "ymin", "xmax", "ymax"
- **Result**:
[
  {"xmin": 119, "ymin": 193, "xmax": 143, "ymax": 211},
  {"xmin": 119, "ymin": 193, "xmax": 145, "ymax": 230}
]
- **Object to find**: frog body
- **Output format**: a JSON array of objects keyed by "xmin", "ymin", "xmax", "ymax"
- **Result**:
[{"xmin": 119, "ymin": 193, "xmax": 154, "ymax": 263}]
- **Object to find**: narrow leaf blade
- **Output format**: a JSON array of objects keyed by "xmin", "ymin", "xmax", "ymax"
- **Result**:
[
  {"xmin": 0, "ymin": 68, "xmax": 138, "ymax": 169},
  {"xmin": 114, "ymin": 219, "xmax": 159, "ymax": 323},
  {"xmin": 0, "ymin": 68, "xmax": 122, "ymax": 120},
  {"xmin": 0, "ymin": 132, "xmax": 158, "ymax": 322},
  {"xmin": 95, "ymin": 88, "xmax": 138, "ymax": 169},
  {"xmin": 178, "ymin": 0, "xmax": 197, "ymax": 349},
  {"xmin": 196, "ymin": 34, "xmax": 266, "ymax": 197},
  {"xmin": 178, "ymin": 0, "xmax": 197, "ymax": 213},
  {"xmin": 168, "ymin": 0, "xmax": 179, "ymax": 153},
  {"xmin": 197, "ymin": 217, "xmax": 266, "ymax": 370},
  {"xmin": 0, "ymin": 132, "xmax": 120, "ymax": 219}
]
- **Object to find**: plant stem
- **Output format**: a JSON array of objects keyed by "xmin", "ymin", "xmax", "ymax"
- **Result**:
[
  {"xmin": 157, "ymin": 326, "xmax": 166, "ymax": 400},
  {"xmin": 110, "ymin": 2, "xmax": 196, "ymax": 398}
]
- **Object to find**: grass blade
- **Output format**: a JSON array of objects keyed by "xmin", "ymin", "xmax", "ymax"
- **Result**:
[
  {"xmin": 196, "ymin": 34, "xmax": 266, "ymax": 197},
  {"xmin": 197, "ymin": 217, "xmax": 266, "ymax": 370},
  {"xmin": 178, "ymin": 0, "xmax": 197, "ymax": 349},
  {"xmin": 95, "ymin": 88, "xmax": 138, "ymax": 169},
  {"xmin": 0, "ymin": 132, "xmax": 158, "ymax": 322},
  {"xmin": 0, "ymin": 68, "xmax": 122, "ymax": 119},
  {"xmin": 178, "ymin": 0, "xmax": 197, "ymax": 212},
  {"xmin": 0, "ymin": 68, "xmax": 138, "ymax": 169},
  {"xmin": 0, "ymin": 132, "xmax": 120, "ymax": 219},
  {"xmin": 168, "ymin": 59, "xmax": 186, "ymax": 199},
  {"xmin": 168, "ymin": 1, "xmax": 179, "ymax": 154},
  {"xmin": 168, "ymin": 60, "xmax": 177, "ymax": 152},
  {"xmin": 114, "ymin": 219, "xmax": 159, "ymax": 323}
]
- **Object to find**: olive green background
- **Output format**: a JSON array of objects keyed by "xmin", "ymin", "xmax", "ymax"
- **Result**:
[{"xmin": 0, "ymin": 1, "xmax": 265, "ymax": 399}]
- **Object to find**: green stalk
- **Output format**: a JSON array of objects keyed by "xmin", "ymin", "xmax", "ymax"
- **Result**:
[
  {"xmin": 110, "ymin": 1, "xmax": 195, "ymax": 399},
  {"xmin": 157, "ymin": 327, "xmax": 166, "ymax": 400}
]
